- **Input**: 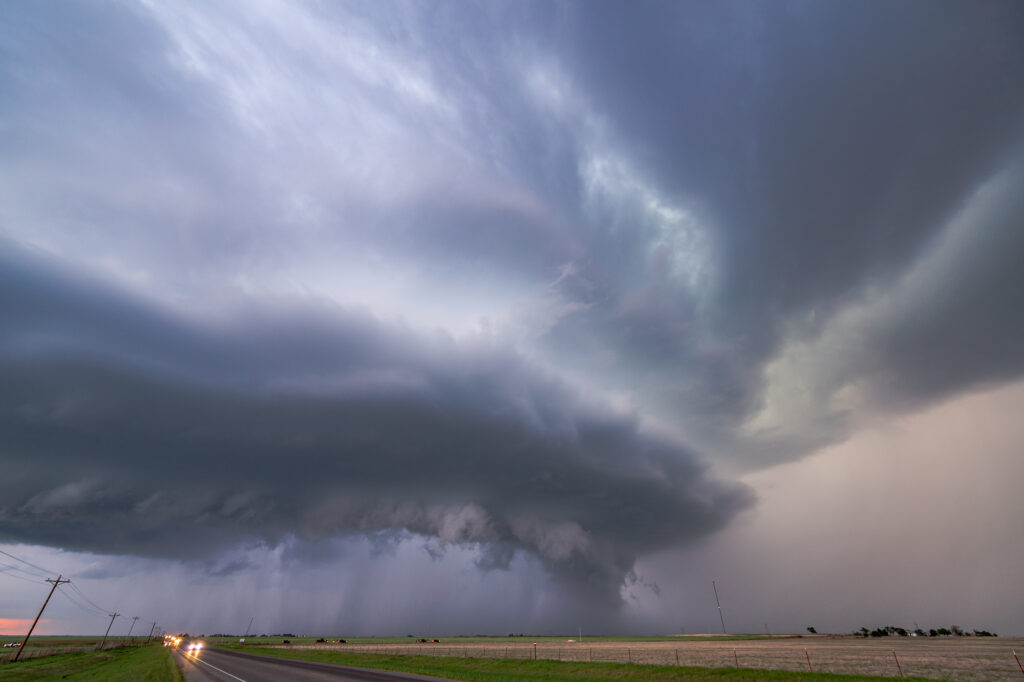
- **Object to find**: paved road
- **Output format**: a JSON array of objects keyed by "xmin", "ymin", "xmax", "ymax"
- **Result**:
[{"xmin": 173, "ymin": 646, "xmax": 454, "ymax": 682}]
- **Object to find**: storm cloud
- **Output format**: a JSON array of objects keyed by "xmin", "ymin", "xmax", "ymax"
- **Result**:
[
  {"xmin": 2, "ymin": 0, "xmax": 1023, "ymax": 633},
  {"xmin": 0, "ymin": 240, "xmax": 751, "ymax": 603}
]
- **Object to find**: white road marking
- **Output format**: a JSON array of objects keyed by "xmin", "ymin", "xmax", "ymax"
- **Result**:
[{"xmin": 181, "ymin": 650, "xmax": 248, "ymax": 682}]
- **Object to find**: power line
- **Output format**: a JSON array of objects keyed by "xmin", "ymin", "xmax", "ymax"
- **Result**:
[
  {"xmin": 0, "ymin": 568, "xmax": 46, "ymax": 585},
  {"xmin": 0, "ymin": 559, "xmax": 48, "ymax": 580},
  {"xmin": 68, "ymin": 581, "xmax": 112, "ymax": 614},
  {"xmin": 57, "ymin": 585, "xmax": 107, "ymax": 616},
  {"xmin": 2, "ymin": 549, "xmax": 118, "ymax": 616},
  {"xmin": 0, "ymin": 548, "xmax": 55, "ymax": 575},
  {"xmin": 0, "ymin": 561, "xmax": 48, "ymax": 580},
  {"xmin": 1, "ymin": 551, "xmax": 156, "ymax": 638}
]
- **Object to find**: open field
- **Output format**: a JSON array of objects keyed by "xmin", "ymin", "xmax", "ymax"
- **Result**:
[
  {"xmin": 0, "ymin": 643, "xmax": 182, "ymax": 681},
  {"xmin": 213, "ymin": 635, "xmax": 1024, "ymax": 681},
  {"xmin": 0, "ymin": 636, "xmax": 154, "ymax": 662},
  {"xmin": 206, "ymin": 634, "xmax": 770, "ymax": 645},
  {"xmin": 215, "ymin": 644, "xmax": 937, "ymax": 681}
]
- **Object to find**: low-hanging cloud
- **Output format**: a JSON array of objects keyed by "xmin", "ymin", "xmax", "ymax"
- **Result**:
[{"xmin": 0, "ymin": 242, "xmax": 752, "ymax": 604}]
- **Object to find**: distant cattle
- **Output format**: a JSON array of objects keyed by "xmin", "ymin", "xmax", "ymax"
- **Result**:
[
  {"xmin": 432, "ymin": 639, "xmax": 440, "ymax": 643},
  {"xmin": 418, "ymin": 638, "xmax": 428, "ymax": 643},
  {"xmin": 316, "ymin": 638, "xmax": 327, "ymax": 643},
  {"xmin": 282, "ymin": 639, "xmax": 291, "ymax": 644},
  {"xmin": 338, "ymin": 639, "xmax": 347, "ymax": 644}
]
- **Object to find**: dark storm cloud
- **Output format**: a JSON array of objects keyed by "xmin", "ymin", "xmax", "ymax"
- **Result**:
[
  {"xmin": 0, "ymin": 243, "xmax": 752, "ymax": 602},
  {"xmin": 529, "ymin": 0, "xmax": 1024, "ymax": 454},
  {"xmin": 3, "ymin": 0, "xmax": 1024, "ymax": 628},
  {"xmin": 562, "ymin": 1, "xmax": 1024, "ymax": 309}
]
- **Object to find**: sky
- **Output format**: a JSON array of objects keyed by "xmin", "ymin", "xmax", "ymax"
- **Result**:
[{"xmin": 1, "ymin": 0, "xmax": 1023, "ymax": 637}]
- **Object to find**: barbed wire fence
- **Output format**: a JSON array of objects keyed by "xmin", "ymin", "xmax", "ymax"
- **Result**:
[{"xmin": 278, "ymin": 640, "xmax": 1024, "ymax": 681}]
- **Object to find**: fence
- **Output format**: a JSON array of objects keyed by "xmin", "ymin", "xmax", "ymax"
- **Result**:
[{"xmin": 278, "ymin": 638, "xmax": 1024, "ymax": 681}]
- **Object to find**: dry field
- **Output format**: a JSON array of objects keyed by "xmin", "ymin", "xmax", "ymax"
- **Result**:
[{"xmin": 277, "ymin": 635, "xmax": 1024, "ymax": 681}]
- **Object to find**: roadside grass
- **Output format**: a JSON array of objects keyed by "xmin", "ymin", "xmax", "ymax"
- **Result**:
[
  {"xmin": 0, "ymin": 643, "xmax": 182, "ymax": 681},
  {"xmin": 0, "ymin": 636, "xmax": 152, "ymax": 659},
  {"xmin": 218, "ymin": 644, "xmax": 942, "ymax": 682}
]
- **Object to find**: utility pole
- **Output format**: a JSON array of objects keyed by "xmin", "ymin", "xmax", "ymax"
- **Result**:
[
  {"xmin": 147, "ymin": 622, "xmax": 157, "ymax": 641},
  {"xmin": 244, "ymin": 616, "xmax": 254, "ymax": 639},
  {"xmin": 125, "ymin": 616, "xmax": 140, "ymax": 644},
  {"xmin": 13, "ymin": 575, "xmax": 69, "ymax": 662},
  {"xmin": 712, "ymin": 580, "xmax": 726, "ymax": 634},
  {"xmin": 100, "ymin": 612, "xmax": 121, "ymax": 649}
]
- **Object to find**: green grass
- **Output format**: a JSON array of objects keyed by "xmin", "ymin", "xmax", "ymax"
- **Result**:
[
  {"xmin": 218, "ymin": 644, "xmax": 941, "ymax": 682},
  {"xmin": 0, "ymin": 636, "xmax": 153, "ymax": 657},
  {"xmin": 0, "ymin": 644, "xmax": 182, "ymax": 681}
]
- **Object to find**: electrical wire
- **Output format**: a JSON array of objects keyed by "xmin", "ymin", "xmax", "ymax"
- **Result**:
[
  {"xmin": 67, "ymin": 581, "xmax": 112, "ymax": 615},
  {"xmin": 0, "ymin": 560, "xmax": 48, "ymax": 580},
  {"xmin": 1, "ymin": 549, "xmax": 153, "ymax": 628},
  {"xmin": 57, "ymin": 585, "xmax": 107, "ymax": 616},
  {"xmin": 0, "ymin": 568, "xmax": 46, "ymax": 585},
  {"xmin": 0, "ymin": 548, "xmax": 56, "ymax": 576}
]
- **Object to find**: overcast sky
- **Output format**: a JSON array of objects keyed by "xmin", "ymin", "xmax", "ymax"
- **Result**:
[{"xmin": 2, "ymin": 0, "xmax": 1023, "ymax": 637}]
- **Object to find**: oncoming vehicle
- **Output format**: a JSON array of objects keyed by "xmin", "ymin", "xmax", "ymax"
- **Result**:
[{"xmin": 177, "ymin": 637, "xmax": 204, "ymax": 655}]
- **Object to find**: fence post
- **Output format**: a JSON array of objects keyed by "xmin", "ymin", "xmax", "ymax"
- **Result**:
[
  {"xmin": 734, "ymin": 649, "xmax": 739, "ymax": 668},
  {"xmin": 1013, "ymin": 649, "xmax": 1024, "ymax": 676},
  {"xmin": 892, "ymin": 650, "xmax": 903, "ymax": 677},
  {"xmin": 675, "ymin": 649, "xmax": 679, "ymax": 665},
  {"xmin": 628, "ymin": 647, "xmax": 632, "ymax": 663},
  {"xmin": 805, "ymin": 649, "xmax": 812, "ymax": 672}
]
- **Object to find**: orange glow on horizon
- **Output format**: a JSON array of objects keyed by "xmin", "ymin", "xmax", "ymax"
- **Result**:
[{"xmin": 0, "ymin": 618, "xmax": 49, "ymax": 635}]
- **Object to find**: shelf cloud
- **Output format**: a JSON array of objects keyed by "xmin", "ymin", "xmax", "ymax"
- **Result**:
[{"xmin": 1, "ymin": 0, "xmax": 1022, "ymax": 632}]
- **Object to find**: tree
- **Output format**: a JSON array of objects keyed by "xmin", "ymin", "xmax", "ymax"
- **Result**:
[{"xmin": 806, "ymin": 627, "xmax": 817, "ymax": 634}]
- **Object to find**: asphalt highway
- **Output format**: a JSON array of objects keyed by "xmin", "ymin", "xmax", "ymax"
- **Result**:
[{"xmin": 173, "ymin": 646, "xmax": 454, "ymax": 682}]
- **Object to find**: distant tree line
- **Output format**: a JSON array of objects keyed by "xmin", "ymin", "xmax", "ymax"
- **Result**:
[{"xmin": 855, "ymin": 625, "xmax": 997, "ymax": 637}]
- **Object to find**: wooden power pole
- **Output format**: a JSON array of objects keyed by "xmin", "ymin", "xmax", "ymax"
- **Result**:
[
  {"xmin": 13, "ymin": 575, "xmax": 69, "ymax": 662},
  {"xmin": 125, "ymin": 616, "xmax": 140, "ymax": 644},
  {"xmin": 100, "ymin": 612, "xmax": 121, "ymax": 649},
  {"xmin": 712, "ymin": 580, "xmax": 727, "ymax": 634}
]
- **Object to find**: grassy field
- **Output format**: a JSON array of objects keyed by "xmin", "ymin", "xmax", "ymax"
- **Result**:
[
  {"xmin": 216, "ymin": 644, "xmax": 937, "ymax": 681},
  {"xmin": 212, "ymin": 635, "xmax": 1024, "ymax": 680},
  {"xmin": 0, "ymin": 643, "xmax": 182, "ymax": 681},
  {"xmin": 0, "ymin": 636, "xmax": 155, "ymax": 661}
]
